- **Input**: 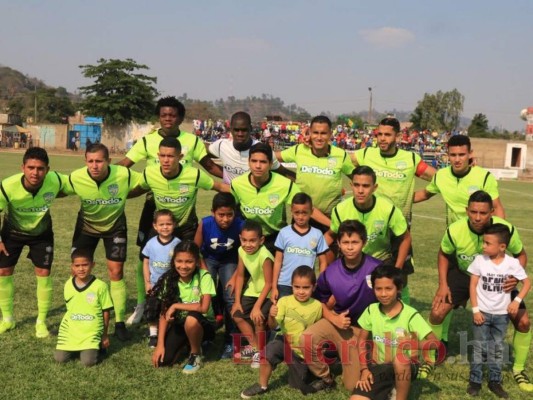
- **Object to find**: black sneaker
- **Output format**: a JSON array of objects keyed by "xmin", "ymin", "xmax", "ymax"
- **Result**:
[
  {"xmin": 241, "ymin": 383, "xmax": 268, "ymax": 399},
  {"xmin": 114, "ymin": 322, "xmax": 131, "ymax": 341},
  {"xmin": 310, "ymin": 375, "xmax": 336, "ymax": 392},
  {"xmin": 466, "ymin": 381, "xmax": 481, "ymax": 396},
  {"xmin": 148, "ymin": 335, "xmax": 158, "ymax": 348},
  {"xmin": 488, "ymin": 382, "xmax": 509, "ymax": 399}
]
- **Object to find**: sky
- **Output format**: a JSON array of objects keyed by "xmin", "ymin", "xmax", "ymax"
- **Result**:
[{"xmin": 1, "ymin": 0, "xmax": 532, "ymax": 131}]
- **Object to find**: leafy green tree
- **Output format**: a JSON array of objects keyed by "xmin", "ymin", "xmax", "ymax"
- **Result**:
[
  {"xmin": 410, "ymin": 89, "xmax": 464, "ymax": 131},
  {"xmin": 78, "ymin": 58, "xmax": 158, "ymax": 127},
  {"xmin": 467, "ymin": 113, "xmax": 489, "ymax": 137},
  {"xmin": 6, "ymin": 87, "xmax": 74, "ymax": 123}
]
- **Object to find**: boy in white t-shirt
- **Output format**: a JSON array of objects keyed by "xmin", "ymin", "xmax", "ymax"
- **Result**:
[{"xmin": 467, "ymin": 223, "xmax": 531, "ymax": 398}]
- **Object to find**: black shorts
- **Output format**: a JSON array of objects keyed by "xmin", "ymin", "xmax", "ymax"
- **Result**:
[
  {"xmin": 447, "ymin": 266, "xmax": 471, "ymax": 307},
  {"xmin": 351, "ymin": 363, "xmax": 418, "ymax": 400},
  {"xmin": 72, "ymin": 227, "xmax": 127, "ymax": 262},
  {"xmin": 136, "ymin": 194, "xmax": 156, "ymax": 248},
  {"xmin": 0, "ymin": 230, "xmax": 54, "ymax": 269},
  {"xmin": 233, "ymin": 295, "xmax": 272, "ymax": 321}
]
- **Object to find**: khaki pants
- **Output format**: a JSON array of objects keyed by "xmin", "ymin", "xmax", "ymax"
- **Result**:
[{"xmin": 299, "ymin": 318, "xmax": 360, "ymax": 391}]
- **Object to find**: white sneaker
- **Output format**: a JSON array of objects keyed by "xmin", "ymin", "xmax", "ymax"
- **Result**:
[
  {"xmin": 126, "ymin": 303, "xmax": 145, "ymax": 325},
  {"xmin": 250, "ymin": 351, "xmax": 261, "ymax": 369}
]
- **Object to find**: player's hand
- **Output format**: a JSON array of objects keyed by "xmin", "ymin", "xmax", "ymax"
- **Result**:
[
  {"xmin": 270, "ymin": 288, "xmax": 279, "ymax": 304},
  {"xmin": 503, "ymin": 275, "xmax": 518, "ymax": 293},
  {"xmin": 151, "ymin": 345, "xmax": 165, "ymax": 368},
  {"xmin": 165, "ymin": 305, "xmax": 177, "ymax": 321},
  {"xmin": 508, "ymin": 301, "xmax": 519, "ymax": 316},
  {"xmin": 101, "ymin": 334, "xmax": 110, "ymax": 349},
  {"xmin": 269, "ymin": 304, "xmax": 278, "ymax": 318},
  {"xmin": 144, "ymin": 282, "xmax": 152, "ymax": 294},
  {"xmin": 355, "ymin": 369, "xmax": 374, "ymax": 392},
  {"xmin": 432, "ymin": 286, "xmax": 452, "ymax": 310},
  {"xmin": 231, "ymin": 302, "xmax": 243, "ymax": 318},
  {"xmin": 225, "ymin": 276, "xmax": 236, "ymax": 296},
  {"xmin": 333, "ymin": 310, "xmax": 351, "ymax": 330},
  {"xmin": 250, "ymin": 306, "xmax": 265, "ymax": 326},
  {"xmin": 473, "ymin": 312, "xmax": 485, "ymax": 325},
  {"xmin": 0, "ymin": 242, "xmax": 9, "ymax": 257}
]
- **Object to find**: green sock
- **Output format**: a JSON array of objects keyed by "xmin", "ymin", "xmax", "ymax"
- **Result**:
[
  {"xmin": 136, "ymin": 260, "xmax": 146, "ymax": 304},
  {"xmin": 0, "ymin": 275, "xmax": 15, "ymax": 320},
  {"xmin": 36, "ymin": 276, "xmax": 53, "ymax": 322},
  {"xmin": 401, "ymin": 285, "xmax": 410, "ymax": 305},
  {"xmin": 440, "ymin": 311, "xmax": 453, "ymax": 342},
  {"xmin": 110, "ymin": 279, "xmax": 127, "ymax": 322},
  {"xmin": 427, "ymin": 319, "xmax": 444, "ymax": 363},
  {"xmin": 513, "ymin": 329, "xmax": 532, "ymax": 372}
]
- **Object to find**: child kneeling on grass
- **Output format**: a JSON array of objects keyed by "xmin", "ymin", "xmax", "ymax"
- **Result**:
[
  {"xmin": 54, "ymin": 249, "xmax": 112, "ymax": 367},
  {"xmin": 352, "ymin": 264, "xmax": 438, "ymax": 400},
  {"xmin": 151, "ymin": 241, "xmax": 216, "ymax": 374},
  {"xmin": 241, "ymin": 265, "xmax": 323, "ymax": 398}
]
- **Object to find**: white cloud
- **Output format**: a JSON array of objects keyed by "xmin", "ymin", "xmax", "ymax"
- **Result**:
[{"xmin": 360, "ymin": 27, "xmax": 415, "ymax": 48}]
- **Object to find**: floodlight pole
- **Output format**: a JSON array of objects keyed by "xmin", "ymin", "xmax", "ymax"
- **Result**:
[{"xmin": 368, "ymin": 87, "xmax": 373, "ymax": 124}]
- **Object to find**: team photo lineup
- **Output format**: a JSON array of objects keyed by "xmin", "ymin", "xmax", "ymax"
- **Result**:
[{"xmin": 1, "ymin": 96, "xmax": 532, "ymax": 400}]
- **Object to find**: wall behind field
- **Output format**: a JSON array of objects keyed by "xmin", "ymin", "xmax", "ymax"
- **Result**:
[{"xmin": 471, "ymin": 138, "xmax": 533, "ymax": 171}]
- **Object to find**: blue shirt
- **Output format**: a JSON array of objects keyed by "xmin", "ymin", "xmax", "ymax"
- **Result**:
[
  {"xmin": 142, "ymin": 236, "xmax": 181, "ymax": 286},
  {"xmin": 200, "ymin": 215, "xmax": 244, "ymax": 263}
]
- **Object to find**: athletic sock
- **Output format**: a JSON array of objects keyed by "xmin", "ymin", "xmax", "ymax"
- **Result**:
[
  {"xmin": 110, "ymin": 279, "xmax": 127, "ymax": 323},
  {"xmin": 0, "ymin": 275, "xmax": 15, "ymax": 320},
  {"xmin": 401, "ymin": 285, "xmax": 410, "ymax": 305},
  {"xmin": 36, "ymin": 276, "xmax": 53, "ymax": 322},
  {"xmin": 136, "ymin": 260, "xmax": 146, "ymax": 304},
  {"xmin": 149, "ymin": 325, "xmax": 158, "ymax": 337},
  {"xmin": 440, "ymin": 311, "xmax": 452, "ymax": 342},
  {"xmin": 513, "ymin": 329, "xmax": 532, "ymax": 372}
]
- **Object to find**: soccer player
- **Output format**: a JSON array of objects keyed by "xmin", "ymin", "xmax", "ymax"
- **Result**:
[
  {"xmin": 0, "ymin": 147, "xmax": 67, "ymax": 338},
  {"xmin": 209, "ymin": 111, "xmax": 294, "ymax": 183},
  {"xmin": 55, "ymin": 249, "xmax": 113, "ymax": 367},
  {"xmin": 414, "ymin": 134, "xmax": 505, "ymax": 225},
  {"xmin": 275, "ymin": 115, "xmax": 355, "ymax": 230},
  {"xmin": 118, "ymin": 96, "xmax": 222, "ymax": 325},
  {"xmin": 429, "ymin": 191, "xmax": 532, "ymax": 392},
  {"xmin": 63, "ymin": 143, "xmax": 142, "ymax": 341}
]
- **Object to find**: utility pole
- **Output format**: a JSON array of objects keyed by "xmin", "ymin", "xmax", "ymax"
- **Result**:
[
  {"xmin": 34, "ymin": 85, "xmax": 37, "ymax": 123},
  {"xmin": 368, "ymin": 87, "xmax": 373, "ymax": 124}
]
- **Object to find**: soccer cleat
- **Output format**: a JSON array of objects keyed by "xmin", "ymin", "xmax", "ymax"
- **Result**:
[
  {"xmin": 240, "ymin": 345, "xmax": 255, "ymax": 360},
  {"xmin": 220, "ymin": 344, "xmax": 234, "ymax": 360},
  {"xmin": 114, "ymin": 322, "xmax": 131, "ymax": 341},
  {"xmin": 182, "ymin": 353, "xmax": 202, "ymax": 374},
  {"xmin": 513, "ymin": 370, "xmax": 533, "ymax": 392},
  {"xmin": 466, "ymin": 381, "xmax": 481, "ymax": 396},
  {"xmin": 250, "ymin": 351, "xmax": 261, "ymax": 369},
  {"xmin": 487, "ymin": 382, "xmax": 509, "ymax": 399},
  {"xmin": 310, "ymin": 374, "xmax": 336, "ymax": 392},
  {"xmin": 241, "ymin": 383, "xmax": 268, "ymax": 398},
  {"xmin": 126, "ymin": 303, "xmax": 145, "ymax": 325},
  {"xmin": 35, "ymin": 321, "xmax": 49, "ymax": 338},
  {"xmin": 417, "ymin": 364, "xmax": 434, "ymax": 379},
  {"xmin": 0, "ymin": 320, "xmax": 16, "ymax": 334},
  {"xmin": 148, "ymin": 335, "xmax": 158, "ymax": 348}
]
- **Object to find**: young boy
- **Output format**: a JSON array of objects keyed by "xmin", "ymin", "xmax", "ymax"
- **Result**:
[
  {"xmin": 271, "ymin": 193, "xmax": 328, "ymax": 302},
  {"xmin": 54, "ymin": 249, "xmax": 113, "ymax": 367},
  {"xmin": 241, "ymin": 266, "xmax": 323, "ymax": 398},
  {"xmin": 194, "ymin": 192, "xmax": 244, "ymax": 359},
  {"xmin": 352, "ymin": 264, "xmax": 438, "ymax": 400},
  {"xmin": 142, "ymin": 209, "xmax": 180, "ymax": 348},
  {"xmin": 231, "ymin": 220, "xmax": 274, "ymax": 368},
  {"xmin": 467, "ymin": 223, "xmax": 531, "ymax": 398}
]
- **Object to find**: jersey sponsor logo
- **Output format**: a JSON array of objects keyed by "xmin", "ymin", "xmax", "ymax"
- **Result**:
[
  {"xmin": 108, "ymin": 184, "xmax": 119, "ymax": 196},
  {"xmin": 286, "ymin": 246, "xmax": 313, "ymax": 256},
  {"xmin": 113, "ymin": 237, "xmax": 126, "ymax": 244},
  {"xmin": 300, "ymin": 165, "xmax": 335, "ymax": 175},
  {"xmin": 395, "ymin": 161, "xmax": 408, "ymax": 170},
  {"xmin": 242, "ymin": 205, "xmax": 275, "ymax": 215},
  {"xmin": 467, "ymin": 185, "xmax": 481, "ymax": 194},
  {"xmin": 43, "ymin": 192, "xmax": 55, "ymax": 203},
  {"xmin": 70, "ymin": 313, "xmax": 95, "ymax": 321},
  {"xmin": 16, "ymin": 205, "xmax": 49, "ymax": 213},
  {"xmin": 210, "ymin": 237, "xmax": 235, "ymax": 250},
  {"xmin": 375, "ymin": 170, "xmax": 407, "ymax": 179},
  {"xmin": 83, "ymin": 198, "xmax": 122, "ymax": 205},
  {"xmin": 373, "ymin": 334, "xmax": 398, "ymax": 346},
  {"xmin": 152, "ymin": 261, "xmax": 170, "ymax": 269},
  {"xmin": 155, "ymin": 195, "xmax": 188, "ymax": 204},
  {"xmin": 224, "ymin": 165, "xmax": 247, "ymax": 175},
  {"xmin": 269, "ymin": 194, "xmax": 279, "ymax": 206}
]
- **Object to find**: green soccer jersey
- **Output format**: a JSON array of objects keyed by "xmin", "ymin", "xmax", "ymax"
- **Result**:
[
  {"xmin": 358, "ymin": 302, "xmax": 432, "ymax": 364},
  {"xmin": 125, "ymin": 129, "xmax": 207, "ymax": 167},
  {"xmin": 56, "ymin": 276, "xmax": 113, "ymax": 351},
  {"xmin": 280, "ymin": 144, "xmax": 354, "ymax": 215},
  {"xmin": 231, "ymin": 172, "xmax": 301, "ymax": 236},
  {"xmin": 331, "ymin": 195, "xmax": 408, "ymax": 261},
  {"xmin": 440, "ymin": 216, "xmax": 523, "ymax": 273},
  {"xmin": 0, "ymin": 171, "xmax": 67, "ymax": 236},
  {"xmin": 426, "ymin": 166, "xmax": 499, "ymax": 225},
  {"xmin": 63, "ymin": 166, "xmax": 141, "ymax": 234},
  {"xmin": 239, "ymin": 245, "xmax": 274, "ymax": 298},
  {"xmin": 275, "ymin": 295, "xmax": 322, "ymax": 357},
  {"xmin": 140, "ymin": 165, "xmax": 214, "ymax": 227},
  {"xmin": 355, "ymin": 147, "xmax": 424, "ymax": 222},
  {"xmin": 176, "ymin": 269, "xmax": 216, "ymax": 321}
]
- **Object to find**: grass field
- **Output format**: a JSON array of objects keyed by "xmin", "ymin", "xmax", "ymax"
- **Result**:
[{"xmin": 0, "ymin": 149, "xmax": 532, "ymax": 400}]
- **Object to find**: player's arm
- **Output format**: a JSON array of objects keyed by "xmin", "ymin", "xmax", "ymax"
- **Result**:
[
  {"xmin": 355, "ymin": 329, "xmax": 373, "ymax": 392},
  {"xmin": 0, "ymin": 221, "xmax": 8, "ymax": 257},
  {"xmin": 418, "ymin": 164, "xmax": 436, "ymax": 182},
  {"xmin": 251, "ymin": 257, "xmax": 273, "ymax": 325},
  {"xmin": 199, "ymin": 155, "xmax": 223, "ymax": 179},
  {"xmin": 321, "ymin": 302, "xmax": 351, "ymax": 330},
  {"xmin": 143, "ymin": 257, "xmax": 152, "ymax": 293},
  {"xmin": 267, "ymin": 302, "xmax": 279, "ymax": 330},
  {"xmin": 491, "ymin": 197, "xmax": 505, "ymax": 220},
  {"xmin": 230, "ymin": 256, "xmax": 246, "ymax": 316},
  {"xmin": 469, "ymin": 274, "xmax": 485, "ymax": 325},
  {"xmin": 509, "ymin": 277, "xmax": 531, "ymax": 316},
  {"xmin": 116, "ymin": 157, "xmax": 135, "ymax": 167},
  {"xmin": 310, "ymin": 207, "xmax": 330, "ymax": 228},
  {"xmin": 413, "ymin": 189, "xmax": 435, "ymax": 203},
  {"xmin": 101, "ymin": 309, "xmax": 111, "ymax": 349},
  {"xmin": 193, "ymin": 221, "xmax": 208, "ymax": 271},
  {"xmin": 432, "ymin": 248, "xmax": 452, "ymax": 309},
  {"xmin": 393, "ymin": 230, "xmax": 411, "ymax": 270},
  {"xmin": 168, "ymin": 293, "xmax": 212, "ymax": 314},
  {"xmin": 271, "ymin": 251, "xmax": 283, "ymax": 303},
  {"xmin": 274, "ymin": 151, "xmax": 284, "ymax": 162},
  {"xmin": 152, "ymin": 313, "xmax": 169, "ymax": 367},
  {"xmin": 212, "ymin": 181, "xmax": 230, "ymax": 193},
  {"xmin": 273, "ymin": 164, "xmax": 296, "ymax": 181},
  {"xmin": 318, "ymin": 253, "xmax": 328, "ymax": 273}
]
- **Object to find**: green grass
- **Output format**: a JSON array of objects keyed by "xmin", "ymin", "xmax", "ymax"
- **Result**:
[{"xmin": 0, "ymin": 150, "xmax": 532, "ymax": 399}]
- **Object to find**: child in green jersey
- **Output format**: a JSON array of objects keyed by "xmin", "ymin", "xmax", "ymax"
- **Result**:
[
  {"xmin": 151, "ymin": 241, "xmax": 216, "ymax": 374},
  {"xmin": 352, "ymin": 265, "xmax": 438, "ymax": 400},
  {"xmin": 54, "ymin": 249, "xmax": 113, "ymax": 367}
]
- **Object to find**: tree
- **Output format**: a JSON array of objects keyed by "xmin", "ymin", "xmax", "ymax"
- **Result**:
[
  {"xmin": 6, "ymin": 87, "xmax": 75, "ymax": 123},
  {"xmin": 410, "ymin": 89, "xmax": 464, "ymax": 131},
  {"xmin": 467, "ymin": 113, "xmax": 489, "ymax": 137},
  {"xmin": 78, "ymin": 58, "xmax": 158, "ymax": 127}
]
